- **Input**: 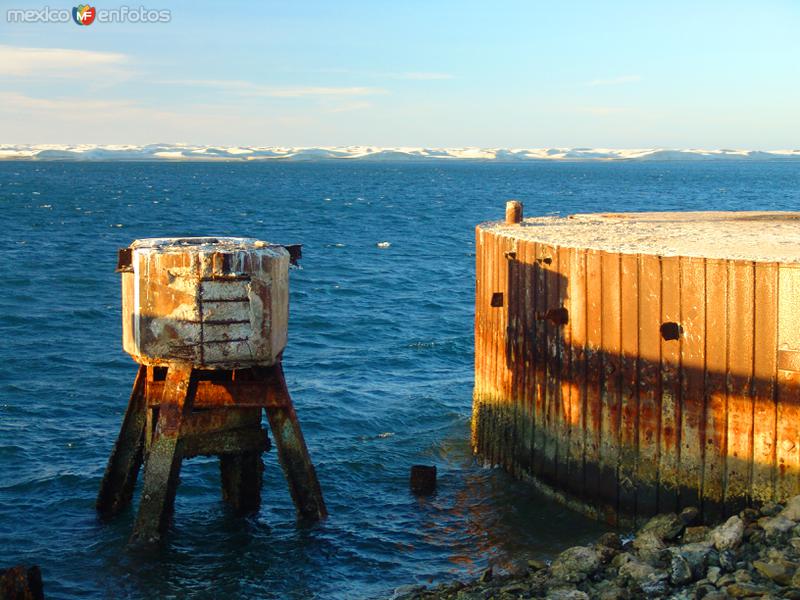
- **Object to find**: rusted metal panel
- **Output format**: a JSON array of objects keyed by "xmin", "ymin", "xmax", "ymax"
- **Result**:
[
  {"xmin": 542, "ymin": 243, "xmax": 560, "ymax": 484},
  {"xmin": 776, "ymin": 265, "xmax": 800, "ymax": 501},
  {"xmin": 619, "ymin": 253, "xmax": 639, "ymax": 520},
  {"xmin": 556, "ymin": 246, "xmax": 573, "ymax": 490},
  {"xmin": 532, "ymin": 242, "xmax": 548, "ymax": 477},
  {"xmin": 703, "ymin": 259, "xmax": 728, "ymax": 520},
  {"xmin": 752, "ymin": 262, "xmax": 778, "ymax": 503},
  {"xmin": 584, "ymin": 250, "xmax": 603, "ymax": 503},
  {"xmin": 121, "ymin": 237, "xmax": 290, "ymax": 369},
  {"xmin": 637, "ymin": 254, "xmax": 661, "ymax": 520},
  {"xmin": 725, "ymin": 260, "xmax": 755, "ymax": 512},
  {"xmin": 471, "ymin": 227, "xmax": 485, "ymax": 455},
  {"xmin": 678, "ymin": 257, "xmax": 706, "ymax": 510},
  {"xmin": 600, "ymin": 251, "xmax": 621, "ymax": 518},
  {"xmin": 473, "ymin": 214, "xmax": 800, "ymax": 524},
  {"xmin": 659, "ymin": 255, "xmax": 681, "ymax": 514},
  {"xmin": 516, "ymin": 239, "xmax": 533, "ymax": 474},
  {"xmin": 564, "ymin": 247, "xmax": 587, "ymax": 498},
  {"xmin": 508, "ymin": 237, "xmax": 523, "ymax": 475}
]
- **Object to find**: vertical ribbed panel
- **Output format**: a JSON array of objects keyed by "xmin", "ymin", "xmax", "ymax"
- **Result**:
[{"xmin": 472, "ymin": 225, "xmax": 800, "ymax": 524}]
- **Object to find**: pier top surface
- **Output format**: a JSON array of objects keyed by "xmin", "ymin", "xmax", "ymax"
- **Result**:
[
  {"xmin": 130, "ymin": 236, "xmax": 285, "ymax": 255},
  {"xmin": 482, "ymin": 211, "xmax": 800, "ymax": 263}
]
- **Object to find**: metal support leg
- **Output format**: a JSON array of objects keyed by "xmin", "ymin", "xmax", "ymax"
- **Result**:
[
  {"xmin": 96, "ymin": 365, "xmax": 147, "ymax": 518},
  {"xmin": 130, "ymin": 363, "xmax": 197, "ymax": 545},
  {"xmin": 264, "ymin": 365, "xmax": 327, "ymax": 521},
  {"xmin": 220, "ymin": 452, "xmax": 264, "ymax": 513}
]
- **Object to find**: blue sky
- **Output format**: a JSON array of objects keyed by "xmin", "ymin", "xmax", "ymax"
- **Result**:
[{"xmin": 1, "ymin": 0, "xmax": 798, "ymax": 147}]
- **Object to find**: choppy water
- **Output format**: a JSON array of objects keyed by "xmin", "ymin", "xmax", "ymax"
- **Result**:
[{"xmin": 1, "ymin": 160, "xmax": 799, "ymax": 599}]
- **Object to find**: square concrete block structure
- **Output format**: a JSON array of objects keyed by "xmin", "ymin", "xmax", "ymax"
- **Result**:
[
  {"xmin": 473, "ymin": 208, "xmax": 800, "ymax": 526},
  {"xmin": 97, "ymin": 237, "xmax": 326, "ymax": 544}
]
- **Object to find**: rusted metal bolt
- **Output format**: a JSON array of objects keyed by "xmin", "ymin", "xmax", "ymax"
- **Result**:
[
  {"xmin": 410, "ymin": 465, "xmax": 437, "ymax": 495},
  {"xmin": 505, "ymin": 200, "xmax": 523, "ymax": 225}
]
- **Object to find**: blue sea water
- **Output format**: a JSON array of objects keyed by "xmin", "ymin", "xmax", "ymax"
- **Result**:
[{"xmin": 1, "ymin": 160, "xmax": 799, "ymax": 599}]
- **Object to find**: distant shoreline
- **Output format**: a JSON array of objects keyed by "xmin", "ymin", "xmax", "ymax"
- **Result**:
[{"xmin": 2, "ymin": 145, "xmax": 800, "ymax": 162}]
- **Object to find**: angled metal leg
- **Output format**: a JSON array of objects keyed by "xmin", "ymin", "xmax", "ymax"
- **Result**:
[
  {"xmin": 264, "ymin": 365, "xmax": 327, "ymax": 521},
  {"xmin": 96, "ymin": 365, "xmax": 147, "ymax": 519},
  {"xmin": 130, "ymin": 363, "xmax": 197, "ymax": 545}
]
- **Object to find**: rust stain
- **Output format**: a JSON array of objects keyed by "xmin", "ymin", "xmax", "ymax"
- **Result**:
[{"xmin": 472, "ymin": 216, "xmax": 800, "ymax": 523}]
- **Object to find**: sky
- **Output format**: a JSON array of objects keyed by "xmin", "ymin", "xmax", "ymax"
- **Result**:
[{"xmin": 1, "ymin": 0, "xmax": 799, "ymax": 148}]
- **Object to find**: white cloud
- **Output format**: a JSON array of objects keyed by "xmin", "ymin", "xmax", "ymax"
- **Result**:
[
  {"xmin": 162, "ymin": 79, "xmax": 387, "ymax": 98},
  {"xmin": 585, "ymin": 75, "xmax": 642, "ymax": 87},
  {"xmin": 0, "ymin": 45, "xmax": 127, "ymax": 77},
  {"xmin": 392, "ymin": 72, "xmax": 454, "ymax": 80}
]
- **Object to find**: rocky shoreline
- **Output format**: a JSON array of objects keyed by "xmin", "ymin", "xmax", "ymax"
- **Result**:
[{"xmin": 391, "ymin": 496, "xmax": 800, "ymax": 600}]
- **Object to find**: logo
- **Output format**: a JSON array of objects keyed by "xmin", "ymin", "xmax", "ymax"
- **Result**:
[{"xmin": 72, "ymin": 4, "xmax": 96, "ymax": 25}]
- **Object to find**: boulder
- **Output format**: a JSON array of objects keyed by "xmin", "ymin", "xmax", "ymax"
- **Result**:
[
  {"xmin": 781, "ymin": 495, "xmax": 800, "ymax": 521},
  {"xmin": 639, "ymin": 512, "xmax": 685, "ymax": 541},
  {"xmin": 633, "ymin": 531, "xmax": 667, "ymax": 564},
  {"xmin": 549, "ymin": 545, "xmax": 602, "ymax": 584},
  {"xmin": 669, "ymin": 553, "xmax": 693, "ymax": 585},
  {"xmin": 709, "ymin": 516, "xmax": 744, "ymax": 551},
  {"xmin": 752, "ymin": 559, "xmax": 795, "ymax": 586},
  {"xmin": 759, "ymin": 514, "xmax": 795, "ymax": 537}
]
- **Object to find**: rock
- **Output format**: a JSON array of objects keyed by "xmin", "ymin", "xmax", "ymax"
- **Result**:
[
  {"xmin": 740, "ymin": 507, "xmax": 760, "ymax": 523},
  {"xmin": 781, "ymin": 495, "xmax": 800, "ymax": 521},
  {"xmin": 790, "ymin": 537, "xmax": 800, "ymax": 552},
  {"xmin": 726, "ymin": 582, "xmax": 770, "ymax": 597},
  {"xmin": 549, "ymin": 545, "xmax": 602, "ymax": 583},
  {"xmin": 719, "ymin": 549, "xmax": 737, "ymax": 572},
  {"xmin": 792, "ymin": 568, "xmax": 800, "ymax": 587},
  {"xmin": 733, "ymin": 568, "xmax": 751, "ymax": 583},
  {"xmin": 390, "ymin": 584, "xmax": 426, "ymax": 600},
  {"xmin": 633, "ymin": 531, "xmax": 667, "ymax": 564},
  {"xmin": 752, "ymin": 559, "xmax": 794, "ymax": 586},
  {"xmin": 709, "ymin": 516, "xmax": 745, "ymax": 551},
  {"xmin": 759, "ymin": 514, "xmax": 795, "ymax": 537},
  {"xmin": 701, "ymin": 593, "xmax": 729, "ymax": 600},
  {"xmin": 528, "ymin": 559, "xmax": 548, "ymax": 571},
  {"xmin": 680, "ymin": 506, "xmax": 701, "ymax": 526},
  {"xmin": 761, "ymin": 501, "xmax": 783, "ymax": 517},
  {"xmin": 546, "ymin": 589, "xmax": 590, "ymax": 600},
  {"xmin": 597, "ymin": 532, "xmax": 622, "ymax": 550},
  {"xmin": 639, "ymin": 512, "xmax": 685, "ymax": 541},
  {"xmin": 683, "ymin": 525, "xmax": 710, "ymax": 543},
  {"xmin": 716, "ymin": 573, "xmax": 736, "ymax": 587},
  {"xmin": 678, "ymin": 542, "xmax": 714, "ymax": 579},
  {"xmin": 669, "ymin": 553, "xmax": 693, "ymax": 585},
  {"xmin": 784, "ymin": 590, "xmax": 800, "ymax": 600},
  {"xmin": 706, "ymin": 565, "xmax": 721, "ymax": 584},
  {"xmin": 618, "ymin": 557, "xmax": 669, "ymax": 594},
  {"xmin": 499, "ymin": 582, "xmax": 527, "ymax": 595}
]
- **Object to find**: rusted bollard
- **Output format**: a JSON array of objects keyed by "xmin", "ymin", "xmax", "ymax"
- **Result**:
[
  {"xmin": 410, "ymin": 465, "xmax": 437, "ymax": 495},
  {"xmin": 0, "ymin": 565, "xmax": 44, "ymax": 600},
  {"xmin": 505, "ymin": 200, "xmax": 523, "ymax": 225},
  {"xmin": 97, "ymin": 237, "xmax": 326, "ymax": 545}
]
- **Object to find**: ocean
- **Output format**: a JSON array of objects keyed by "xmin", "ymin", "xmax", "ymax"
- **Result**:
[{"xmin": 1, "ymin": 160, "xmax": 799, "ymax": 599}]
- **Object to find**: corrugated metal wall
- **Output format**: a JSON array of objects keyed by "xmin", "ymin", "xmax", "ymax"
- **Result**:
[{"xmin": 472, "ymin": 224, "xmax": 800, "ymax": 525}]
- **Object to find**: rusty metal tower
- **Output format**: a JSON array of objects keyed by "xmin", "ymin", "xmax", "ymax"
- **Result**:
[{"xmin": 96, "ymin": 237, "xmax": 326, "ymax": 544}]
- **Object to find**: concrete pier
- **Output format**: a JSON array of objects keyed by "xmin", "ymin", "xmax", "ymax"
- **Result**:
[{"xmin": 473, "ymin": 210, "xmax": 800, "ymax": 525}]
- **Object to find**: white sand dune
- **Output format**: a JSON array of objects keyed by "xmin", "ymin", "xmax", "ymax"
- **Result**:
[{"xmin": 1, "ymin": 144, "xmax": 800, "ymax": 162}]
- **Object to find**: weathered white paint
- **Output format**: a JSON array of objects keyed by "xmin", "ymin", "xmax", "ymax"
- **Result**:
[{"xmin": 121, "ymin": 237, "xmax": 290, "ymax": 368}]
